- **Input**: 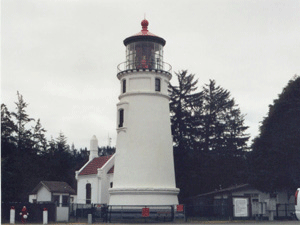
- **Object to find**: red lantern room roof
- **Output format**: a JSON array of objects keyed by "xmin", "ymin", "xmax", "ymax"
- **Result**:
[{"xmin": 123, "ymin": 19, "xmax": 166, "ymax": 46}]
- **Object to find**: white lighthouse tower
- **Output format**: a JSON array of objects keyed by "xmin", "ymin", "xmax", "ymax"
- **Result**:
[{"xmin": 108, "ymin": 19, "xmax": 179, "ymax": 206}]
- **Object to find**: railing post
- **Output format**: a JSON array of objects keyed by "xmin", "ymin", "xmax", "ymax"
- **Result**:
[
  {"xmin": 10, "ymin": 206, "xmax": 15, "ymax": 224},
  {"xmin": 43, "ymin": 208, "xmax": 48, "ymax": 225}
]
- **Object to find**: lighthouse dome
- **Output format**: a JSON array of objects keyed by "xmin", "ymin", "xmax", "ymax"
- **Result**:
[{"xmin": 123, "ymin": 19, "xmax": 166, "ymax": 46}]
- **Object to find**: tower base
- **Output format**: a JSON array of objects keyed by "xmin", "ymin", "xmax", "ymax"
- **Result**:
[{"xmin": 109, "ymin": 187, "xmax": 179, "ymax": 205}]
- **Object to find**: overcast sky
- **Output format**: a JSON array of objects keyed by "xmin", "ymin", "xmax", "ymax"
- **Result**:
[{"xmin": 2, "ymin": 0, "xmax": 300, "ymax": 149}]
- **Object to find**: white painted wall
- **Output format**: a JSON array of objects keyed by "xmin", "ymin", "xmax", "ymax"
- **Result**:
[
  {"xmin": 29, "ymin": 194, "xmax": 37, "ymax": 203},
  {"xmin": 110, "ymin": 71, "xmax": 179, "ymax": 205},
  {"xmin": 76, "ymin": 155, "xmax": 115, "ymax": 204},
  {"xmin": 56, "ymin": 207, "xmax": 69, "ymax": 222},
  {"xmin": 37, "ymin": 186, "xmax": 52, "ymax": 202}
]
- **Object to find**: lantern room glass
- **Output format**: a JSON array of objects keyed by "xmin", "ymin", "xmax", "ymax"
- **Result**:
[{"xmin": 126, "ymin": 41, "xmax": 164, "ymax": 70}]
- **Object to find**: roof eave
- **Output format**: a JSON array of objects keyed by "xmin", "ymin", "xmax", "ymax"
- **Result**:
[{"xmin": 123, "ymin": 35, "xmax": 166, "ymax": 46}]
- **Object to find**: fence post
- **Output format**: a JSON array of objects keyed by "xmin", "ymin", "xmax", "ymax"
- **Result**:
[
  {"xmin": 10, "ymin": 206, "xmax": 15, "ymax": 224},
  {"xmin": 171, "ymin": 205, "xmax": 174, "ymax": 222},
  {"xmin": 43, "ymin": 208, "xmax": 48, "ymax": 224},
  {"xmin": 88, "ymin": 214, "xmax": 92, "ymax": 224}
]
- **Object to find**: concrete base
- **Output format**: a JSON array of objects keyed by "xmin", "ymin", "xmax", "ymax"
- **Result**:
[{"xmin": 109, "ymin": 187, "xmax": 179, "ymax": 205}]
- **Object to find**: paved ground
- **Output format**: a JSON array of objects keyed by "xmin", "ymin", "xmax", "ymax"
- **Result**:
[{"xmin": 2, "ymin": 221, "xmax": 300, "ymax": 225}]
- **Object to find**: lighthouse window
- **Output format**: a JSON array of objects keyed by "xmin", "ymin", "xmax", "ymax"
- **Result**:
[
  {"xmin": 86, "ymin": 183, "xmax": 91, "ymax": 204},
  {"xmin": 122, "ymin": 79, "xmax": 126, "ymax": 93},
  {"xmin": 126, "ymin": 42, "xmax": 163, "ymax": 70},
  {"xmin": 119, "ymin": 109, "xmax": 124, "ymax": 128},
  {"xmin": 155, "ymin": 78, "xmax": 161, "ymax": 92}
]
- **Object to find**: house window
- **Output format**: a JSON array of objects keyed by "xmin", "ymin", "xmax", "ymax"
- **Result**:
[
  {"xmin": 118, "ymin": 109, "xmax": 124, "ymax": 128},
  {"xmin": 53, "ymin": 195, "xmax": 60, "ymax": 206},
  {"xmin": 110, "ymin": 182, "xmax": 113, "ymax": 188},
  {"xmin": 155, "ymin": 78, "xmax": 161, "ymax": 92},
  {"xmin": 86, "ymin": 183, "xmax": 91, "ymax": 204},
  {"xmin": 62, "ymin": 196, "xmax": 69, "ymax": 207},
  {"xmin": 122, "ymin": 79, "xmax": 126, "ymax": 93}
]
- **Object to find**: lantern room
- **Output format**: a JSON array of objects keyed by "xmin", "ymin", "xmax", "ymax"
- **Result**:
[{"xmin": 119, "ymin": 19, "xmax": 169, "ymax": 72}]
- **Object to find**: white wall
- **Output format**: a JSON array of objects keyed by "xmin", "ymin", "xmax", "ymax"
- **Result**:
[
  {"xmin": 77, "ymin": 175, "xmax": 98, "ymax": 204},
  {"xmin": 56, "ymin": 207, "xmax": 69, "ymax": 222},
  {"xmin": 110, "ymin": 71, "xmax": 179, "ymax": 205},
  {"xmin": 29, "ymin": 194, "xmax": 37, "ymax": 203},
  {"xmin": 76, "ymin": 155, "xmax": 115, "ymax": 204},
  {"xmin": 37, "ymin": 186, "xmax": 52, "ymax": 202}
]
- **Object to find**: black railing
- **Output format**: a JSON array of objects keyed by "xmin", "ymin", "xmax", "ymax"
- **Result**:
[
  {"xmin": 117, "ymin": 61, "xmax": 172, "ymax": 74},
  {"xmin": 108, "ymin": 205, "xmax": 176, "ymax": 223}
]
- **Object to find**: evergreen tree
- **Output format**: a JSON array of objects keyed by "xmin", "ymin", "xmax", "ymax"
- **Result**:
[
  {"xmin": 169, "ymin": 70, "xmax": 202, "ymax": 199},
  {"xmin": 170, "ymin": 75, "xmax": 250, "ymax": 199},
  {"xmin": 11, "ymin": 92, "xmax": 35, "ymax": 153},
  {"xmin": 191, "ymin": 80, "xmax": 249, "ymax": 195},
  {"xmin": 3, "ymin": 92, "xmax": 38, "ymax": 201},
  {"xmin": 98, "ymin": 146, "xmax": 116, "ymax": 156},
  {"xmin": 1, "ymin": 104, "xmax": 19, "ymax": 202},
  {"xmin": 169, "ymin": 70, "xmax": 203, "ymax": 150},
  {"xmin": 32, "ymin": 119, "xmax": 48, "ymax": 153},
  {"xmin": 1, "ymin": 104, "xmax": 17, "ymax": 158},
  {"xmin": 200, "ymin": 80, "xmax": 249, "ymax": 153},
  {"xmin": 249, "ymin": 76, "xmax": 300, "ymax": 193}
]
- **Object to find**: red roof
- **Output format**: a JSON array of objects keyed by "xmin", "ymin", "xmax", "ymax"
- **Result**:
[
  {"xmin": 123, "ymin": 19, "xmax": 166, "ymax": 46},
  {"xmin": 79, "ymin": 155, "xmax": 113, "ymax": 175}
]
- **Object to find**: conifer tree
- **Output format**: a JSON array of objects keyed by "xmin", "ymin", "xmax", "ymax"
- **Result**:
[
  {"xmin": 170, "ymin": 75, "xmax": 250, "ymax": 198},
  {"xmin": 169, "ymin": 70, "xmax": 202, "ymax": 199},
  {"xmin": 32, "ymin": 119, "xmax": 48, "ymax": 153},
  {"xmin": 11, "ymin": 92, "xmax": 35, "ymax": 153},
  {"xmin": 249, "ymin": 76, "xmax": 300, "ymax": 193}
]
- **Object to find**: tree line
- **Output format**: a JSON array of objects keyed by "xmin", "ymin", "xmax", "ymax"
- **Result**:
[
  {"xmin": 171, "ymin": 71, "xmax": 300, "ymax": 201},
  {"xmin": 1, "ymin": 92, "xmax": 115, "ymax": 202}
]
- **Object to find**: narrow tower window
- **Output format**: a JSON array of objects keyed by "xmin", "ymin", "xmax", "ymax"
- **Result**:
[
  {"xmin": 122, "ymin": 79, "xmax": 126, "ymax": 93},
  {"xmin": 155, "ymin": 78, "xmax": 161, "ymax": 92},
  {"xmin": 119, "ymin": 109, "xmax": 124, "ymax": 128},
  {"xmin": 86, "ymin": 183, "xmax": 91, "ymax": 204}
]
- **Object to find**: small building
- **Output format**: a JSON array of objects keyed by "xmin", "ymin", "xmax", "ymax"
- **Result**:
[
  {"xmin": 185, "ymin": 184, "xmax": 294, "ymax": 220},
  {"xmin": 75, "ymin": 135, "xmax": 114, "ymax": 204},
  {"xmin": 29, "ymin": 181, "xmax": 76, "ymax": 222}
]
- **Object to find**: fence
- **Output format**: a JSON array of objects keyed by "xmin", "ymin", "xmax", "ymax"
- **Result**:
[
  {"xmin": 8, "ymin": 202, "xmax": 295, "ymax": 222},
  {"xmin": 69, "ymin": 204, "xmax": 183, "ymax": 223},
  {"xmin": 107, "ymin": 205, "xmax": 176, "ymax": 223},
  {"xmin": 275, "ymin": 203, "xmax": 295, "ymax": 219},
  {"xmin": 69, "ymin": 203, "xmax": 108, "ymax": 223}
]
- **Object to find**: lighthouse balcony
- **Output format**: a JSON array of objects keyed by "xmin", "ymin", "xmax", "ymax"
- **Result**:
[{"xmin": 117, "ymin": 61, "xmax": 172, "ymax": 76}]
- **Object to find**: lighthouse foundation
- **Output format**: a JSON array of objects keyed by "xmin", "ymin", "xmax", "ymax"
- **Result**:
[{"xmin": 109, "ymin": 187, "xmax": 179, "ymax": 205}]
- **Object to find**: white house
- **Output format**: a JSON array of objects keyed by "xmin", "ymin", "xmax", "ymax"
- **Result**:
[
  {"xmin": 75, "ymin": 135, "xmax": 115, "ymax": 204},
  {"xmin": 29, "ymin": 181, "xmax": 76, "ymax": 221},
  {"xmin": 29, "ymin": 181, "xmax": 76, "ymax": 204}
]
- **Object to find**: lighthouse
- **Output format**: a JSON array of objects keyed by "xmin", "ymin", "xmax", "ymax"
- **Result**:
[{"xmin": 108, "ymin": 19, "xmax": 179, "ymax": 206}]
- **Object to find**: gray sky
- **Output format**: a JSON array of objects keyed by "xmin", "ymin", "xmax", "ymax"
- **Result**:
[{"xmin": 2, "ymin": 0, "xmax": 300, "ymax": 149}]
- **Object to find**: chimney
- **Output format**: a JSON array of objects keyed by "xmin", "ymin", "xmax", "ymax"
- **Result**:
[{"xmin": 89, "ymin": 135, "xmax": 98, "ymax": 160}]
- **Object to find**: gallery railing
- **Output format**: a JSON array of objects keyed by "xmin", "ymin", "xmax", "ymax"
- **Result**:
[{"xmin": 117, "ymin": 61, "xmax": 172, "ymax": 74}]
